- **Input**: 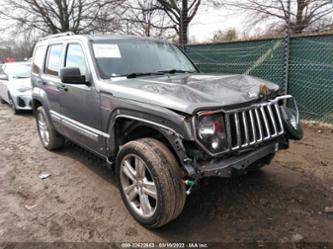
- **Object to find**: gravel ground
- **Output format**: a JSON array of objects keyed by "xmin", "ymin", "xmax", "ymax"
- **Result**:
[{"xmin": 0, "ymin": 103, "xmax": 332, "ymax": 245}]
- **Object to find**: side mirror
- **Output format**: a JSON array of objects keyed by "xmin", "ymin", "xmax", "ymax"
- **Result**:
[
  {"xmin": 60, "ymin": 67, "xmax": 86, "ymax": 84},
  {"xmin": 0, "ymin": 74, "xmax": 8, "ymax": 81}
]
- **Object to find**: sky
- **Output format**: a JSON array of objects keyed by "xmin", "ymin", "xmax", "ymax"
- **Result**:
[
  {"xmin": 0, "ymin": 1, "xmax": 246, "ymax": 45},
  {"xmin": 189, "ymin": 7, "xmax": 246, "ymax": 43},
  {"xmin": 0, "ymin": 0, "xmax": 244, "ymax": 42}
]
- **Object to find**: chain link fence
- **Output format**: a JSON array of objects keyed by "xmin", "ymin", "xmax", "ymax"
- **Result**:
[{"xmin": 185, "ymin": 33, "xmax": 333, "ymax": 124}]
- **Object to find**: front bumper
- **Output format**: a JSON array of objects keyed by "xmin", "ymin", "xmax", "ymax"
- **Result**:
[
  {"xmin": 192, "ymin": 141, "xmax": 285, "ymax": 178},
  {"xmin": 13, "ymin": 94, "xmax": 32, "ymax": 110}
]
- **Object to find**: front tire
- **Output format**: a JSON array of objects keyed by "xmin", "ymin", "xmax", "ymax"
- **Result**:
[
  {"xmin": 0, "ymin": 96, "xmax": 5, "ymax": 104},
  {"xmin": 36, "ymin": 106, "xmax": 64, "ymax": 150},
  {"xmin": 8, "ymin": 94, "xmax": 18, "ymax": 114},
  {"xmin": 116, "ymin": 138, "xmax": 186, "ymax": 229}
]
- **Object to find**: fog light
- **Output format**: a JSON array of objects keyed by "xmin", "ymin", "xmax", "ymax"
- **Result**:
[
  {"xmin": 211, "ymin": 138, "xmax": 219, "ymax": 150},
  {"xmin": 18, "ymin": 97, "xmax": 26, "ymax": 107}
]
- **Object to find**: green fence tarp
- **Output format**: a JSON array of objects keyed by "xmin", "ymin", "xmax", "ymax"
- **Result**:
[{"xmin": 186, "ymin": 34, "xmax": 333, "ymax": 123}]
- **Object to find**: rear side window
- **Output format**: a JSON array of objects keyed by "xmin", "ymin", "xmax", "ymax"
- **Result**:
[
  {"xmin": 32, "ymin": 45, "xmax": 46, "ymax": 75},
  {"xmin": 45, "ymin": 44, "xmax": 63, "ymax": 77},
  {"xmin": 65, "ymin": 44, "xmax": 86, "ymax": 75}
]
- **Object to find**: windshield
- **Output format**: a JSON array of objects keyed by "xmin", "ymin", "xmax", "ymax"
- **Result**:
[
  {"xmin": 5, "ymin": 63, "xmax": 31, "ymax": 79},
  {"xmin": 92, "ymin": 39, "xmax": 196, "ymax": 79}
]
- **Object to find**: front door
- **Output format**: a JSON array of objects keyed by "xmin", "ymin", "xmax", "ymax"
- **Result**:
[{"xmin": 58, "ymin": 43, "xmax": 105, "ymax": 156}]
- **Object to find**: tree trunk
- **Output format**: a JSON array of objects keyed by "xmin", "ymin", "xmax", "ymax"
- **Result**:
[
  {"xmin": 179, "ymin": 20, "xmax": 189, "ymax": 45},
  {"xmin": 179, "ymin": 0, "xmax": 189, "ymax": 46},
  {"xmin": 294, "ymin": 0, "xmax": 306, "ymax": 33}
]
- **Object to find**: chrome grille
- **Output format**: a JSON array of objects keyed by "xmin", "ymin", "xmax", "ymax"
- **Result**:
[
  {"xmin": 225, "ymin": 99, "xmax": 285, "ymax": 151},
  {"xmin": 194, "ymin": 95, "xmax": 292, "ymax": 156}
]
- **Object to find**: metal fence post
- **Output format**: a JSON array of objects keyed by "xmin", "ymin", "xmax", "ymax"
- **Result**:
[
  {"xmin": 180, "ymin": 4, "xmax": 185, "ymax": 51},
  {"xmin": 283, "ymin": 0, "xmax": 291, "ymax": 98}
]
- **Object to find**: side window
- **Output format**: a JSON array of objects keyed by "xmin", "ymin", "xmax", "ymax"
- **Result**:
[
  {"xmin": 65, "ymin": 44, "xmax": 86, "ymax": 75},
  {"xmin": 32, "ymin": 45, "xmax": 46, "ymax": 75},
  {"xmin": 0, "ymin": 65, "xmax": 4, "ymax": 74},
  {"xmin": 45, "ymin": 44, "xmax": 63, "ymax": 77}
]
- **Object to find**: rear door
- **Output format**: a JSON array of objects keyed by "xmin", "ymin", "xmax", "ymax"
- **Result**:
[
  {"xmin": 58, "ymin": 42, "xmax": 104, "ymax": 155},
  {"xmin": 41, "ymin": 43, "xmax": 65, "ymax": 131}
]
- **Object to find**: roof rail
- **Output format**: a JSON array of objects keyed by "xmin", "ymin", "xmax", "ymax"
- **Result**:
[{"xmin": 39, "ymin": 32, "xmax": 75, "ymax": 41}]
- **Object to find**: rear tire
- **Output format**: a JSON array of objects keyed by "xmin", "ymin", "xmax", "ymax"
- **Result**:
[
  {"xmin": 0, "ymin": 96, "xmax": 5, "ymax": 104},
  {"xmin": 36, "ymin": 106, "xmax": 64, "ymax": 150},
  {"xmin": 116, "ymin": 138, "xmax": 186, "ymax": 229}
]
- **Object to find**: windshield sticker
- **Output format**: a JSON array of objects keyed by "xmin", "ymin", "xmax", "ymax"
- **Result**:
[{"xmin": 93, "ymin": 44, "xmax": 122, "ymax": 58}]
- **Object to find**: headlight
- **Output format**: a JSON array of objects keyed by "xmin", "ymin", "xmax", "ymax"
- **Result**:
[
  {"xmin": 196, "ymin": 114, "xmax": 228, "ymax": 152},
  {"xmin": 280, "ymin": 97, "xmax": 303, "ymax": 140},
  {"xmin": 288, "ymin": 109, "xmax": 297, "ymax": 130},
  {"xmin": 281, "ymin": 106, "xmax": 299, "ymax": 130}
]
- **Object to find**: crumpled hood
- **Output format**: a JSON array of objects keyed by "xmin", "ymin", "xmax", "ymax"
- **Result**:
[{"xmin": 100, "ymin": 73, "xmax": 280, "ymax": 114}]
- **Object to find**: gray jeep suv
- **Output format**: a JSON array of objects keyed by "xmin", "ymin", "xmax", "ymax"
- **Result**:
[{"xmin": 31, "ymin": 32, "xmax": 303, "ymax": 228}]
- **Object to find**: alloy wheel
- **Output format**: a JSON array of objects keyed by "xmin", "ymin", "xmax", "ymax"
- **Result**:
[
  {"xmin": 37, "ymin": 112, "xmax": 50, "ymax": 146},
  {"xmin": 120, "ymin": 154, "xmax": 158, "ymax": 218}
]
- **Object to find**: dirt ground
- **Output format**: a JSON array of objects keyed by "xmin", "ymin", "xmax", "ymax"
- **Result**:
[{"xmin": 0, "ymin": 103, "xmax": 332, "ymax": 246}]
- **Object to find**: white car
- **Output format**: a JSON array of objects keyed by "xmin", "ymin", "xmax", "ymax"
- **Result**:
[{"xmin": 0, "ymin": 62, "xmax": 32, "ymax": 114}]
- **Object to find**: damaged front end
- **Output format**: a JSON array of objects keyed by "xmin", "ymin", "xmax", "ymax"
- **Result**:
[{"xmin": 180, "ymin": 95, "xmax": 303, "ymax": 184}]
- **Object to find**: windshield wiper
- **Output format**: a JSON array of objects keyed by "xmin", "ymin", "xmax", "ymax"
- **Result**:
[
  {"xmin": 157, "ymin": 69, "xmax": 196, "ymax": 74},
  {"xmin": 113, "ymin": 69, "xmax": 194, "ymax": 79},
  {"xmin": 120, "ymin": 72, "xmax": 164, "ymax": 79}
]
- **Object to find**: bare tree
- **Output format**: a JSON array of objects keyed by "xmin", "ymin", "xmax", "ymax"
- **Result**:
[
  {"xmin": 123, "ymin": 0, "xmax": 175, "ymax": 39},
  {"xmin": 155, "ymin": 0, "xmax": 201, "ymax": 45},
  {"xmin": 311, "ymin": 15, "xmax": 333, "ymax": 31},
  {"xmin": 92, "ymin": 3, "xmax": 126, "ymax": 34},
  {"xmin": 217, "ymin": 0, "xmax": 333, "ymax": 34},
  {"xmin": 0, "ymin": 0, "xmax": 125, "ymax": 34},
  {"xmin": 211, "ymin": 28, "xmax": 238, "ymax": 42},
  {"xmin": 0, "ymin": 31, "xmax": 36, "ymax": 60}
]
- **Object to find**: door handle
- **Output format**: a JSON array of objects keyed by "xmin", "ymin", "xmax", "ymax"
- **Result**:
[
  {"xmin": 57, "ymin": 84, "xmax": 68, "ymax": 92},
  {"xmin": 36, "ymin": 79, "xmax": 46, "ymax": 85}
]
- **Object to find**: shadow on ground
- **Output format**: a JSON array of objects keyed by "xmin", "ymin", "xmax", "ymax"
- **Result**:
[{"xmin": 50, "ymin": 142, "xmax": 333, "ymax": 242}]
